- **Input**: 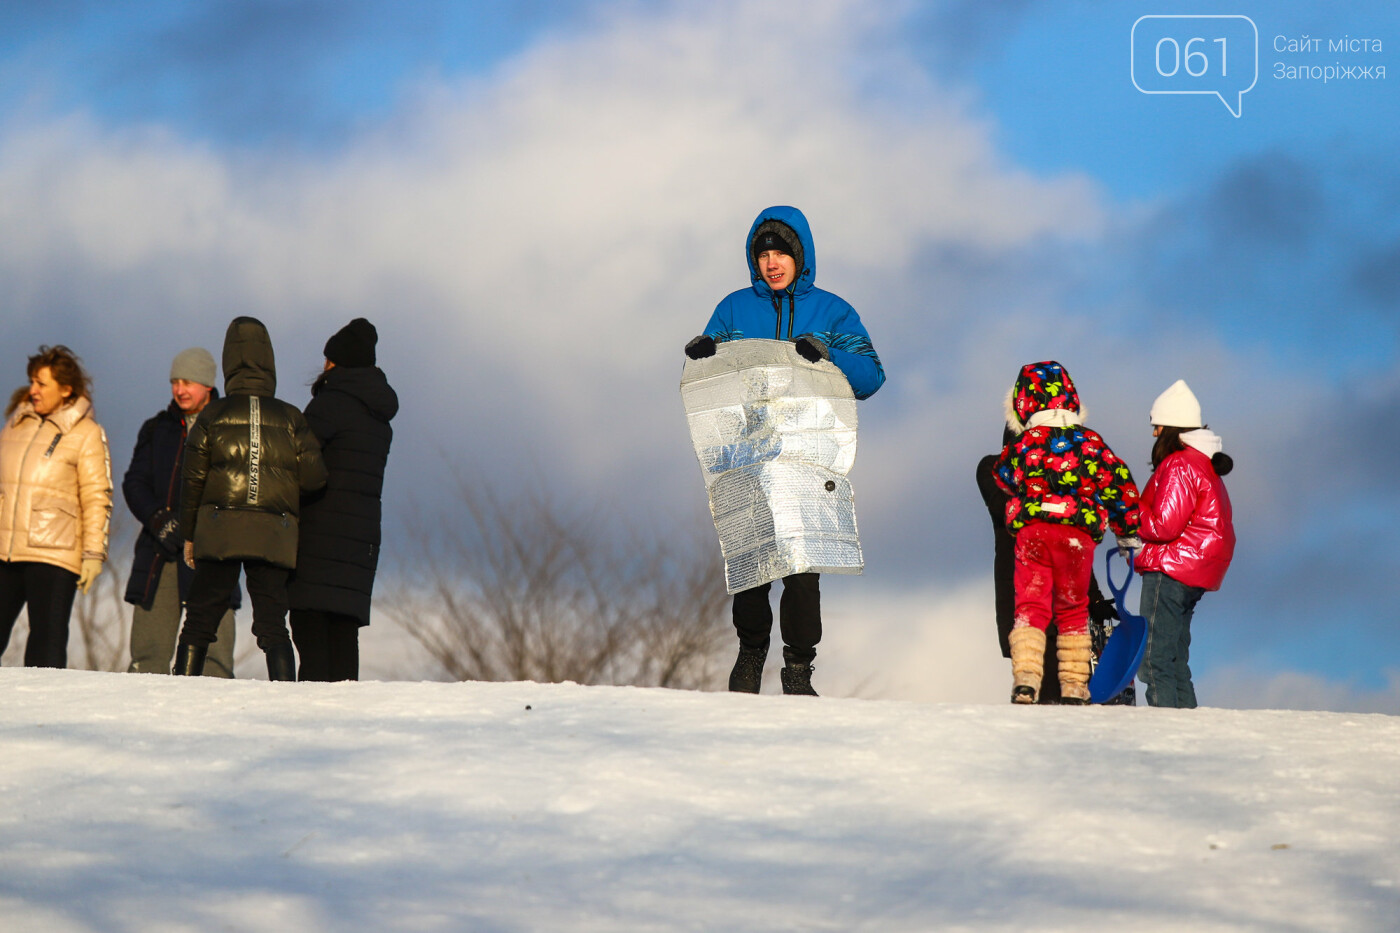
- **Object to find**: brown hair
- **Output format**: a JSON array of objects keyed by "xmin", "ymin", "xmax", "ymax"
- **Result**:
[
  {"xmin": 1152, "ymin": 424, "xmax": 1235, "ymax": 476},
  {"xmin": 1150, "ymin": 425, "xmax": 1189, "ymax": 470},
  {"xmin": 5, "ymin": 345, "xmax": 91, "ymax": 417}
]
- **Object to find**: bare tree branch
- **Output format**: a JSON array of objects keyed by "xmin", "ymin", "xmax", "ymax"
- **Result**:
[
  {"xmin": 71, "ymin": 512, "xmax": 133, "ymax": 672},
  {"xmin": 384, "ymin": 481, "xmax": 730, "ymax": 690}
]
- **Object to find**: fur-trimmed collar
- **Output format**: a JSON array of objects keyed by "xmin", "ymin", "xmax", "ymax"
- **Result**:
[
  {"xmin": 1004, "ymin": 384, "xmax": 1087, "ymax": 435},
  {"xmin": 8, "ymin": 395, "xmax": 94, "ymax": 432}
]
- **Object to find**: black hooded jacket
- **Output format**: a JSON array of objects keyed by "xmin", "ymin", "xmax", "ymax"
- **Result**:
[
  {"xmin": 288, "ymin": 365, "xmax": 398, "ymax": 626},
  {"xmin": 181, "ymin": 317, "xmax": 328, "ymax": 568}
]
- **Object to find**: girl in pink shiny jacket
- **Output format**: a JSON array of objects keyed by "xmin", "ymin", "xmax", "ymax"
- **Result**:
[{"xmin": 1135, "ymin": 380, "xmax": 1236, "ymax": 708}]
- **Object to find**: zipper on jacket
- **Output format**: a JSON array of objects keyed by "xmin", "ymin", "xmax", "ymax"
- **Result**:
[
  {"xmin": 771, "ymin": 291, "xmax": 797, "ymax": 340},
  {"xmin": 3, "ymin": 418, "xmax": 50, "ymax": 561}
]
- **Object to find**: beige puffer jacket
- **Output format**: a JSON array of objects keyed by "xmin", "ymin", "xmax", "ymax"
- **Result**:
[{"xmin": 0, "ymin": 396, "xmax": 113, "ymax": 574}]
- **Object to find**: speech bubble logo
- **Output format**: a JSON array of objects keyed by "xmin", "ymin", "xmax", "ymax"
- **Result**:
[{"xmin": 1132, "ymin": 15, "xmax": 1258, "ymax": 117}]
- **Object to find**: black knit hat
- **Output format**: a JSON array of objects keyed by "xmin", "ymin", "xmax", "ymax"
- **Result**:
[
  {"xmin": 749, "ymin": 219, "xmax": 804, "ymax": 283},
  {"xmin": 751, "ymin": 227, "xmax": 794, "ymax": 260},
  {"xmin": 750, "ymin": 231, "xmax": 795, "ymax": 257},
  {"xmin": 324, "ymin": 318, "xmax": 377, "ymax": 368}
]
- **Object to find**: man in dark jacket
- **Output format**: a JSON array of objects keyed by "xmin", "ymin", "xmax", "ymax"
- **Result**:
[
  {"xmin": 289, "ymin": 318, "xmax": 398, "ymax": 681},
  {"xmin": 124, "ymin": 348, "xmax": 239, "ymax": 676},
  {"xmin": 174, "ymin": 317, "xmax": 327, "ymax": 680}
]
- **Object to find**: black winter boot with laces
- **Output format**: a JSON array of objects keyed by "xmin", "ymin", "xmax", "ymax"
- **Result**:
[
  {"xmin": 780, "ymin": 662, "xmax": 818, "ymax": 696},
  {"xmin": 728, "ymin": 647, "xmax": 767, "ymax": 693}
]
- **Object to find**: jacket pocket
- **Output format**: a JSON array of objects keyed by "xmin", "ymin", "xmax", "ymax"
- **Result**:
[{"xmin": 29, "ymin": 496, "xmax": 79, "ymax": 550}]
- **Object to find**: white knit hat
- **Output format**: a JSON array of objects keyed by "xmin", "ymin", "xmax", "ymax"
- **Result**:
[{"xmin": 1150, "ymin": 379, "xmax": 1202, "ymax": 427}]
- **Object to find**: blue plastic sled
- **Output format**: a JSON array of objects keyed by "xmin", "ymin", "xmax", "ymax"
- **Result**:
[{"xmin": 1089, "ymin": 548, "xmax": 1148, "ymax": 704}]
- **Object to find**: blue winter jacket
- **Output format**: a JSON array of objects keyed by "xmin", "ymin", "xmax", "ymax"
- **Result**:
[{"xmin": 701, "ymin": 206, "xmax": 886, "ymax": 400}]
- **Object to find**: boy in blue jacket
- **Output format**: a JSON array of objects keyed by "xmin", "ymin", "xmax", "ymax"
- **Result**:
[{"xmin": 685, "ymin": 206, "xmax": 885, "ymax": 696}]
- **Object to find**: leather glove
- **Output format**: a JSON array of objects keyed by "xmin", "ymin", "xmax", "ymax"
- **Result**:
[
  {"xmin": 77, "ymin": 558, "xmax": 103, "ymax": 595},
  {"xmin": 685, "ymin": 335, "xmax": 716, "ymax": 360},
  {"xmin": 147, "ymin": 507, "xmax": 182, "ymax": 558},
  {"xmin": 184, "ymin": 540, "xmax": 196, "ymax": 570},
  {"xmin": 794, "ymin": 335, "xmax": 829, "ymax": 363},
  {"xmin": 1115, "ymin": 536, "xmax": 1142, "ymax": 560}
]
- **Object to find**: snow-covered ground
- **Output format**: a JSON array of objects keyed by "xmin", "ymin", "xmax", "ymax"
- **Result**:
[{"xmin": 1, "ymin": 669, "xmax": 1397, "ymax": 932}]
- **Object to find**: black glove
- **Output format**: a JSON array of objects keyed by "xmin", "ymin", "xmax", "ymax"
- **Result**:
[
  {"xmin": 1088, "ymin": 591, "xmax": 1119, "ymax": 627},
  {"xmin": 147, "ymin": 507, "xmax": 182, "ymax": 559},
  {"xmin": 685, "ymin": 335, "xmax": 716, "ymax": 359},
  {"xmin": 794, "ymin": 335, "xmax": 829, "ymax": 363}
]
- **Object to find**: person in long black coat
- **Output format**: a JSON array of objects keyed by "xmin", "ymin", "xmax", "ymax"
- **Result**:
[{"xmin": 288, "ymin": 318, "xmax": 398, "ymax": 681}]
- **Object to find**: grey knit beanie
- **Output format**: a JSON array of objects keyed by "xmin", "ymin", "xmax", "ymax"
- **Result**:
[{"xmin": 170, "ymin": 347, "xmax": 217, "ymax": 388}]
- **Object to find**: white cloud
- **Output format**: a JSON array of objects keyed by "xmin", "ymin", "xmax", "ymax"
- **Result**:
[
  {"xmin": 817, "ymin": 578, "xmax": 1010, "ymax": 703},
  {"xmin": 0, "ymin": 0, "xmax": 1111, "ymax": 568},
  {"xmin": 1199, "ymin": 665, "xmax": 1400, "ymax": 715}
]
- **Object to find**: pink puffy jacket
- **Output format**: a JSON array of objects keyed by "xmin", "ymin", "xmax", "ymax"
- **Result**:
[{"xmin": 1135, "ymin": 445, "xmax": 1234, "ymax": 591}]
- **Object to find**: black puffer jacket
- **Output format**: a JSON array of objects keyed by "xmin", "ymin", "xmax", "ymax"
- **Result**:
[
  {"xmin": 181, "ymin": 318, "xmax": 328, "ymax": 569},
  {"xmin": 288, "ymin": 365, "xmax": 398, "ymax": 626}
]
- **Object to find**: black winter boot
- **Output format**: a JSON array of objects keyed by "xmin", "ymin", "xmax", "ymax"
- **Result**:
[
  {"xmin": 265, "ymin": 642, "xmax": 297, "ymax": 682},
  {"xmin": 728, "ymin": 647, "xmax": 766, "ymax": 693},
  {"xmin": 173, "ymin": 643, "xmax": 207, "ymax": 676},
  {"xmin": 780, "ymin": 663, "xmax": 818, "ymax": 696}
]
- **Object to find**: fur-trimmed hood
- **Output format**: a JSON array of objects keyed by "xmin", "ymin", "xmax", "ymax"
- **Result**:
[
  {"xmin": 1004, "ymin": 361, "xmax": 1084, "ymax": 435},
  {"xmin": 745, "ymin": 206, "xmax": 816, "ymax": 299}
]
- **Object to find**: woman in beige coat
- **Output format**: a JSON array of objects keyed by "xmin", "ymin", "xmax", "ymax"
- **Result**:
[{"xmin": 0, "ymin": 346, "xmax": 112, "ymax": 668}]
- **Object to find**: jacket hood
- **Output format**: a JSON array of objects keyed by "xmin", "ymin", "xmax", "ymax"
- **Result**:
[
  {"xmin": 746, "ymin": 206, "xmax": 816, "ymax": 299},
  {"xmin": 316, "ymin": 365, "xmax": 399, "ymax": 422},
  {"xmin": 1004, "ymin": 361, "xmax": 1082, "ymax": 434},
  {"xmin": 222, "ymin": 316, "xmax": 277, "ymax": 397}
]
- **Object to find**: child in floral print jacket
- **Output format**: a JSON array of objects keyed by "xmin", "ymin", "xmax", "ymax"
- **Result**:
[{"xmin": 992, "ymin": 360, "xmax": 1140, "ymax": 704}]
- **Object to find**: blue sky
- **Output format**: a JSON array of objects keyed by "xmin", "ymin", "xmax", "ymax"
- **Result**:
[{"xmin": 1, "ymin": 0, "xmax": 1396, "ymax": 707}]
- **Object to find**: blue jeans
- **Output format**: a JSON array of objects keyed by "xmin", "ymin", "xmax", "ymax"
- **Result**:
[{"xmin": 1139, "ymin": 571, "xmax": 1206, "ymax": 708}]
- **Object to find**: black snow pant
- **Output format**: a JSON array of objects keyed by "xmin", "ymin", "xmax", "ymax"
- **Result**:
[
  {"xmin": 732, "ymin": 572, "xmax": 821, "ymax": 665},
  {"xmin": 181, "ymin": 559, "xmax": 290, "ymax": 652},
  {"xmin": 0, "ymin": 560, "xmax": 79, "ymax": 668},
  {"xmin": 290, "ymin": 609, "xmax": 360, "ymax": 682}
]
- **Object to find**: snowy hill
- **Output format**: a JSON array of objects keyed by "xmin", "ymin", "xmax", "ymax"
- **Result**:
[{"xmin": 1, "ymin": 669, "xmax": 1397, "ymax": 932}]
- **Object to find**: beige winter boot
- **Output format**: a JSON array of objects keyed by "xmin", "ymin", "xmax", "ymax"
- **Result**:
[
  {"xmin": 1058, "ymin": 632, "xmax": 1094, "ymax": 704},
  {"xmin": 1008, "ymin": 626, "xmax": 1046, "ymax": 704}
]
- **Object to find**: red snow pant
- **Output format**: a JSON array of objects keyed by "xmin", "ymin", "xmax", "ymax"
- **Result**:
[{"xmin": 1012, "ymin": 523, "xmax": 1095, "ymax": 637}]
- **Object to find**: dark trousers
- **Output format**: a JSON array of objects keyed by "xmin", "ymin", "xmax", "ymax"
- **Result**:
[
  {"xmin": 290, "ymin": 609, "xmax": 360, "ymax": 682},
  {"xmin": 0, "ymin": 561, "xmax": 79, "ymax": 668},
  {"xmin": 732, "ymin": 572, "xmax": 821, "ymax": 665},
  {"xmin": 1140, "ymin": 571, "xmax": 1205, "ymax": 709},
  {"xmin": 181, "ymin": 559, "xmax": 290, "ymax": 652}
]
